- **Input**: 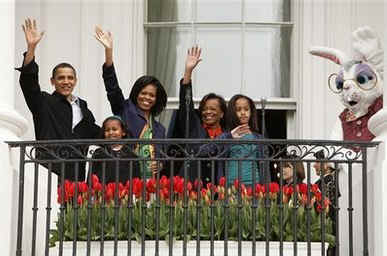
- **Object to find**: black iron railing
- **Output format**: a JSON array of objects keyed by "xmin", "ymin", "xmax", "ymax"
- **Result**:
[{"xmin": 7, "ymin": 138, "xmax": 379, "ymax": 256}]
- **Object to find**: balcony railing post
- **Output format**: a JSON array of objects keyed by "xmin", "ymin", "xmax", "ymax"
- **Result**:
[
  {"xmin": 334, "ymin": 162, "xmax": 340, "ymax": 256},
  {"xmin": 86, "ymin": 161, "xmax": 92, "ymax": 256},
  {"xmin": 31, "ymin": 162, "xmax": 39, "ymax": 256},
  {"xmin": 58, "ymin": 162, "xmax": 66, "ymax": 256},
  {"xmin": 306, "ymin": 162, "xmax": 312, "ymax": 256},
  {"xmin": 320, "ymin": 160, "xmax": 326, "ymax": 256},
  {"xmin": 168, "ymin": 161, "xmax": 175, "ymax": 256},
  {"xmin": 279, "ymin": 161, "xmax": 284, "ymax": 256},
  {"xmin": 44, "ymin": 163, "xmax": 53, "ymax": 256},
  {"xmin": 15, "ymin": 146, "xmax": 26, "ymax": 256},
  {"xmin": 72, "ymin": 162, "xmax": 79, "ymax": 255},
  {"xmin": 114, "ymin": 160, "xmax": 119, "ymax": 256},
  {"xmin": 127, "ymin": 160, "xmax": 134, "ymax": 255},
  {"xmin": 362, "ymin": 148, "xmax": 369, "ymax": 256}
]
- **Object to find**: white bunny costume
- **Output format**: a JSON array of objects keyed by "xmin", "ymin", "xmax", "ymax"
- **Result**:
[
  {"xmin": 310, "ymin": 26, "xmax": 383, "ymax": 143},
  {"xmin": 309, "ymin": 27, "xmax": 383, "ymax": 256}
]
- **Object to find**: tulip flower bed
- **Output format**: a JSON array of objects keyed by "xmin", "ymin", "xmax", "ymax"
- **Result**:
[{"xmin": 50, "ymin": 175, "xmax": 335, "ymax": 246}]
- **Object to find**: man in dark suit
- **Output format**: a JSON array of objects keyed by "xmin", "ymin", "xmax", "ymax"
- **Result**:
[{"xmin": 17, "ymin": 18, "xmax": 100, "ymax": 182}]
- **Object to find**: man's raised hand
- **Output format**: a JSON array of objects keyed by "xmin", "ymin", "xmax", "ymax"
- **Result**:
[
  {"xmin": 22, "ymin": 18, "xmax": 44, "ymax": 66},
  {"xmin": 22, "ymin": 18, "xmax": 44, "ymax": 48},
  {"xmin": 94, "ymin": 25, "xmax": 113, "ymax": 50}
]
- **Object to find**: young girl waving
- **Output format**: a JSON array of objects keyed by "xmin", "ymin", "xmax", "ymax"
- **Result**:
[{"xmin": 218, "ymin": 94, "xmax": 264, "ymax": 187}]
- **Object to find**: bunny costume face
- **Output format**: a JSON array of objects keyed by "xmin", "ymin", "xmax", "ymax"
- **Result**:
[
  {"xmin": 310, "ymin": 26, "xmax": 383, "ymax": 123},
  {"xmin": 333, "ymin": 61, "xmax": 382, "ymax": 120}
]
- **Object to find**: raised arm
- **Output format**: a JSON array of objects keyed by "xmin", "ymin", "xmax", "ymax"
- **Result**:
[
  {"xmin": 176, "ymin": 47, "xmax": 203, "ymax": 137},
  {"xmin": 95, "ymin": 25, "xmax": 113, "ymax": 67},
  {"xmin": 182, "ymin": 46, "xmax": 202, "ymax": 84},
  {"xmin": 22, "ymin": 18, "xmax": 45, "ymax": 66},
  {"xmin": 18, "ymin": 18, "xmax": 45, "ymax": 114},
  {"xmin": 95, "ymin": 26, "xmax": 125, "ymax": 115}
]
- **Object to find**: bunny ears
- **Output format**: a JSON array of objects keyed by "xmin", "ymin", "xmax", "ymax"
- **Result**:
[
  {"xmin": 309, "ymin": 47, "xmax": 349, "ymax": 65},
  {"xmin": 309, "ymin": 26, "xmax": 383, "ymax": 79}
]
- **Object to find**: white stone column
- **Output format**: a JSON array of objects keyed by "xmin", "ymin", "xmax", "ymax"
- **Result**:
[
  {"xmin": 0, "ymin": 0, "xmax": 29, "ymax": 255},
  {"xmin": 367, "ymin": 2, "xmax": 387, "ymax": 255}
]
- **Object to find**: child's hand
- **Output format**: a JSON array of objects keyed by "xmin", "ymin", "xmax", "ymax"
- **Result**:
[
  {"xmin": 231, "ymin": 124, "xmax": 251, "ymax": 138},
  {"xmin": 151, "ymin": 161, "xmax": 163, "ymax": 177}
]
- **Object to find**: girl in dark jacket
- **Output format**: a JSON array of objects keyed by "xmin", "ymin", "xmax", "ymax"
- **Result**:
[{"xmin": 90, "ymin": 116, "xmax": 140, "ymax": 184}]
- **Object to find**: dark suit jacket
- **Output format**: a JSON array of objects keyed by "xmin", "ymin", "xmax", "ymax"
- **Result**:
[{"xmin": 17, "ymin": 55, "xmax": 100, "ymax": 182}]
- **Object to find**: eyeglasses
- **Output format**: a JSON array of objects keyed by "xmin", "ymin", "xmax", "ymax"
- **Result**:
[{"xmin": 328, "ymin": 70, "xmax": 378, "ymax": 94}]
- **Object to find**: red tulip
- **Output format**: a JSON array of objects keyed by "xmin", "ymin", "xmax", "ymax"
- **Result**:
[
  {"xmin": 246, "ymin": 187, "xmax": 253, "ymax": 197},
  {"xmin": 105, "ymin": 183, "xmax": 115, "ymax": 202},
  {"xmin": 314, "ymin": 191, "xmax": 322, "ymax": 202},
  {"xmin": 78, "ymin": 182, "xmax": 88, "ymax": 194},
  {"xmin": 160, "ymin": 187, "xmax": 170, "ymax": 200},
  {"xmin": 187, "ymin": 182, "xmax": 193, "ymax": 192},
  {"xmin": 219, "ymin": 177, "xmax": 226, "ymax": 187},
  {"xmin": 316, "ymin": 203, "xmax": 323, "ymax": 213},
  {"xmin": 57, "ymin": 186, "xmax": 66, "ymax": 203},
  {"xmin": 132, "ymin": 178, "xmax": 143, "ymax": 198},
  {"xmin": 311, "ymin": 184, "xmax": 320, "ymax": 194},
  {"xmin": 146, "ymin": 178, "xmax": 157, "ymax": 194},
  {"xmin": 92, "ymin": 174, "xmax": 99, "ymax": 186},
  {"xmin": 233, "ymin": 179, "xmax": 240, "ymax": 190},
  {"xmin": 77, "ymin": 194, "xmax": 83, "ymax": 205},
  {"xmin": 206, "ymin": 182, "xmax": 217, "ymax": 193},
  {"xmin": 160, "ymin": 176, "xmax": 170, "ymax": 189},
  {"xmin": 283, "ymin": 185, "xmax": 293, "ymax": 197},
  {"xmin": 64, "ymin": 180, "xmax": 75, "ymax": 200},
  {"xmin": 297, "ymin": 183, "xmax": 308, "ymax": 195},
  {"xmin": 146, "ymin": 192, "xmax": 151, "ymax": 202},
  {"xmin": 119, "ymin": 183, "xmax": 128, "ymax": 199},
  {"xmin": 255, "ymin": 184, "xmax": 264, "ymax": 195},
  {"xmin": 194, "ymin": 179, "xmax": 203, "ymax": 190},
  {"xmin": 201, "ymin": 188, "xmax": 207, "ymax": 197},
  {"xmin": 300, "ymin": 193, "xmax": 308, "ymax": 205},
  {"xmin": 269, "ymin": 182, "xmax": 279, "ymax": 194},
  {"xmin": 173, "ymin": 176, "xmax": 184, "ymax": 195},
  {"xmin": 93, "ymin": 181, "xmax": 102, "ymax": 193}
]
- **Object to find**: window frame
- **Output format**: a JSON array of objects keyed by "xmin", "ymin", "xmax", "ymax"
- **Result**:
[{"xmin": 144, "ymin": 0, "xmax": 296, "ymax": 138}]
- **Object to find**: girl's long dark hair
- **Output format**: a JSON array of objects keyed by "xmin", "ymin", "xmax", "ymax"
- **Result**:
[
  {"xmin": 227, "ymin": 94, "xmax": 259, "ymax": 133},
  {"xmin": 129, "ymin": 75, "xmax": 167, "ymax": 117}
]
